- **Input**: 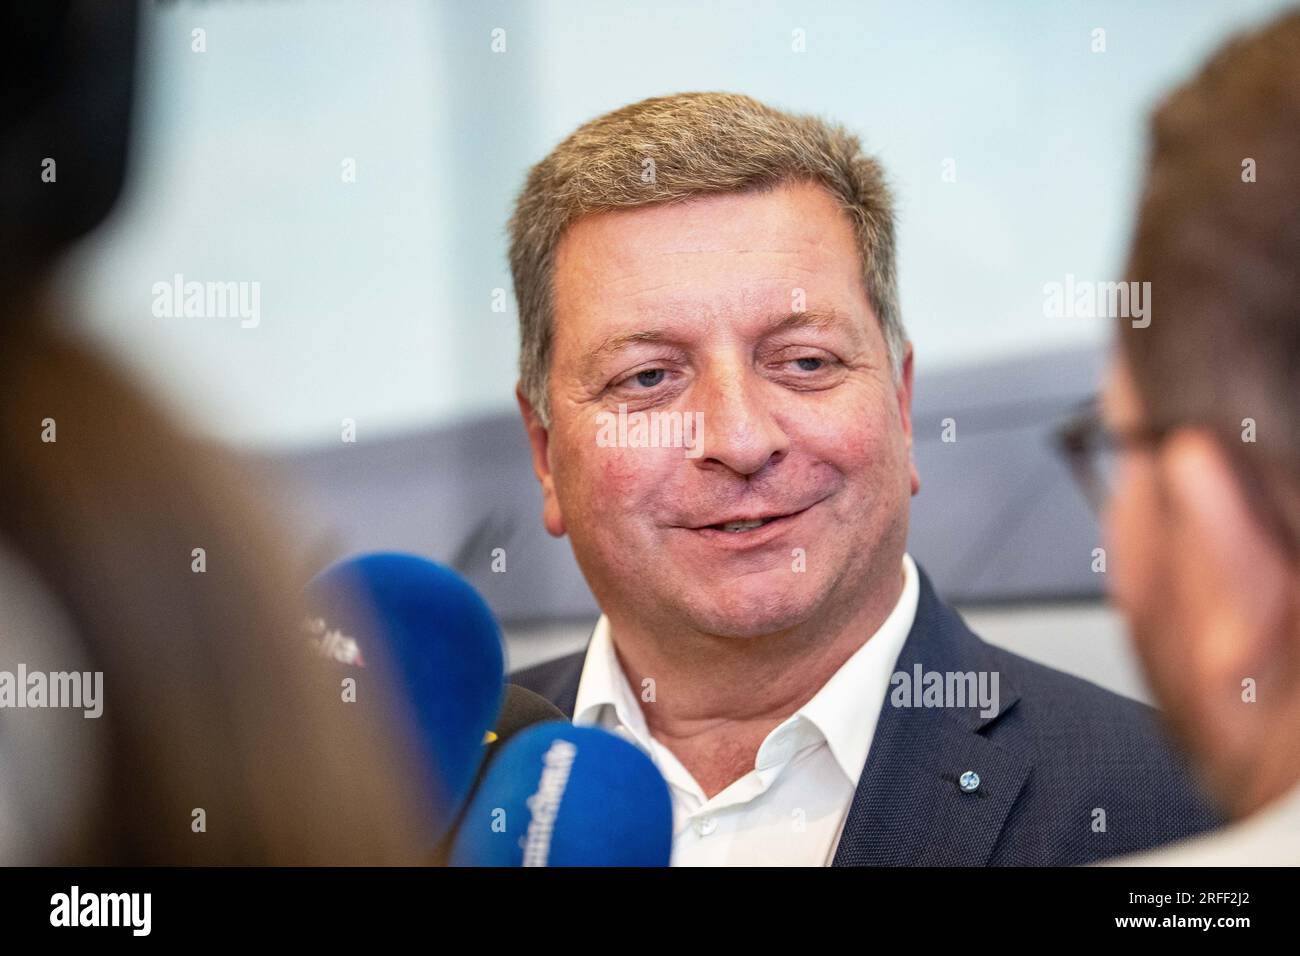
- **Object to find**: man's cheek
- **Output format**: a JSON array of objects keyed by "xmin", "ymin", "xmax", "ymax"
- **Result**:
[
  {"xmin": 600, "ymin": 445, "xmax": 661, "ymax": 496},
  {"xmin": 1105, "ymin": 480, "xmax": 1147, "ymax": 612},
  {"xmin": 1109, "ymin": 484, "xmax": 1183, "ymax": 683},
  {"xmin": 558, "ymin": 423, "xmax": 626, "ymax": 492},
  {"xmin": 842, "ymin": 436, "xmax": 903, "ymax": 506},
  {"xmin": 565, "ymin": 442, "xmax": 673, "ymax": 524}
]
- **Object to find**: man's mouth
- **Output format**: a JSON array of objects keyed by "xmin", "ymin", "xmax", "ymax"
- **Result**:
[
  {"xmin": 709, "ymin": 516, "xmax": 782, "ymax": 533},
  {"xmin": 690, "ymin": 504, "xmax": 814, "ymax": 535},
  {"xmin": 672, "ymin": 498, "xmax": 830, "ymax": 550}
]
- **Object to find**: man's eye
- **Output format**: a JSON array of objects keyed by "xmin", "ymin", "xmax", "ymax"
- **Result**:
[
  {"xmin": 792, "ymin": 357, "xmax": 825, "ymax": 372},
  {"xmin": 621, "ymin": 368, "xmax": 666, "ymax": 389}
]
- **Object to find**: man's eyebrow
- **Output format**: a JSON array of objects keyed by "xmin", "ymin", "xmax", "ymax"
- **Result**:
[
  {"xmin": 766, "ymin": 308, "xmax": 853, "ymax": 335},
  {"xmin": 582, "ymin": 309, "xmax": 855, "ymax": 374}
]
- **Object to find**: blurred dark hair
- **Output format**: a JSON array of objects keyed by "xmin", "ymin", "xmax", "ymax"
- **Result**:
[
  {"xmin": 1121, "ymin": 10, "xmax": 1300, "ymax": 544},
  {"xmin": 0, "ymin": 1, "xmax": 136, "ymax": 276}
]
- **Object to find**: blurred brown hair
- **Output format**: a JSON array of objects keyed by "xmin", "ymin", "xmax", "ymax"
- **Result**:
[
  {"xmin": 1121, "ymin": 10, "xmax": 1300, "ymax": 541},
  {"xmin": 0, "ymin": 290, "xmax": 434, "ymax": 864}
]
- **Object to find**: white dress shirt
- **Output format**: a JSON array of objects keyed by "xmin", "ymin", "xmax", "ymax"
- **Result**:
[{"xmin": 572, "ymin": 553, "xmax": 920, "ymax": 866}]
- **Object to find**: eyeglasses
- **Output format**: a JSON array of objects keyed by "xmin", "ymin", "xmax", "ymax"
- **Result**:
[
  {"xmin": 1053, "ymin": 397, "xmax": 1300, "ymax": 559},
  {"xmin": 1052, "ymin": 398, "xmax": 1169, "ymax": 515}
]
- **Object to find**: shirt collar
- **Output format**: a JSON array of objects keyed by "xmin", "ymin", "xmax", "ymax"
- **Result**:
[
  {"xmin": 572, "ymin": 614, "xmax": 652, "ymax": 746},
  {"xmin": 572, "ymin": 553, "xmax": 921, "ymax": 786},
  {"xmin": 795, "ymin": 553, "xmax": 919, "ymax": 785}
]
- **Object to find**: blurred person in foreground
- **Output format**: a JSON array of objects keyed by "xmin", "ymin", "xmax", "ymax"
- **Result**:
[
  {"xmin": 0, "ymin": 1, "xmax": 433, "ymax": 863},
  {"xmin": 1066, "ymin": 10, "xmax": 1300, "ymax": 864}
]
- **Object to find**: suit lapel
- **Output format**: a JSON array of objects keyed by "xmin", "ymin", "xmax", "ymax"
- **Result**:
[
  {"xmin": 549, "ymin": 570, "xmax": 1031, "ymax": 865},
  {"xmin": 833, "ymin": 568, "xmax": 1031, "ymax": 866},
  {"xmin": 553, "ymin": 660, "xmax": 581, "ymax": 719}
]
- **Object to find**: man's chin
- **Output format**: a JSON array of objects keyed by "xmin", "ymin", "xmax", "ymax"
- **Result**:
[{"xmin": 675, "ymin": 580, "xmax": 822, "ymax": 639}]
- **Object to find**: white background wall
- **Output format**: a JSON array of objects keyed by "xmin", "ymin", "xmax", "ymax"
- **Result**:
[{"xmin": 58, "ymin": 0, "xmax": 1297, "ymax": 451}]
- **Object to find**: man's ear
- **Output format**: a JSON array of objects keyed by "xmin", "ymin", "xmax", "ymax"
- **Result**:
[
  {"xmin": 897, "ymin": 343, "xmax": 920, "ymax": 496},
  {"xmin": 1160, "ymin": 428, "xmax": 1295, "ymax": 756},
  {"xmin": 516, "ymin": 384, "xmax": 565, "ymax": 538}
]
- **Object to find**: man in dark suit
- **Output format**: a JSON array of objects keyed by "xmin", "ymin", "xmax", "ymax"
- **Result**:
[
  {"xmin": 505, "ymin": 91, "xmax": 1219, "ymax": 865},
  {"xmin": 512, "ymin": 564, "xmax": 1216, "ymax": 866}
]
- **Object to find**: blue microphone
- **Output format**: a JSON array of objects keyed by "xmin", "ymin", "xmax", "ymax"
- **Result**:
[
  {"xmin": 450, "ymin": 722, "xmax": 674, "ymax": 866},
  {"xmin": 304, "ymin": 552, "xmax": 505, "ymax": 840}
]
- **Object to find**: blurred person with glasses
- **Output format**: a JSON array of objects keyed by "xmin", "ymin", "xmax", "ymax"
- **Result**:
[{"xmin": 1055, "ymin": 9, "xmax": 1300, "ymax": 865}]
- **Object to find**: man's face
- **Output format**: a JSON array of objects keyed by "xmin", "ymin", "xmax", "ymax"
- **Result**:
[{"xmin": 522, "ymin": 180, "xmax": 918, "ymax": 639}]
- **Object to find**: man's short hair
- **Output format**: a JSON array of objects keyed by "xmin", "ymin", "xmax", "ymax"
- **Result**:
[
  {"xmin": 1121, "ymin": 11, "xmax": 1300, "ymax": 506},
  {"xmin": 508, "ymin": 91, "xmax": 903, "ymax": 427}
]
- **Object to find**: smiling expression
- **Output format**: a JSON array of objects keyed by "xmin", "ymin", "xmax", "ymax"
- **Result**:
[{"xmin": 521, "ymin": 180, "xmax": 919, "ymax": 639}]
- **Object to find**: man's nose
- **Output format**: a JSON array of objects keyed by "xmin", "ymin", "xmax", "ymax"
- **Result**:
[{"xmin": 692, "ymin": 368, "xmax": 790, "ymax": 477}]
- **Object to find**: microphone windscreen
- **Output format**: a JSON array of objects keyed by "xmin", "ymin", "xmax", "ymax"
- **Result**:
[
  {"xmin": 492, "ymin": 684, "xmax": 566, "ymax": 744},
  {"xmin": 304, "ymin": 552, "xmax": 505, "ymax": 840},
  {"xmin": 450, "ymin": 721, "xmax": 673, "ymax": 867},
  {"xmin": 433, "ymin": 684, "xmax": 567, "ymax": 865}
]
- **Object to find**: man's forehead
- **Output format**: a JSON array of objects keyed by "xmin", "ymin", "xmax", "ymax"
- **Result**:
[
  {"xmin": 548, "ymin": 182, "xmax": 875, "ymax": 366},
  {"xmin": 553, "ymin": 181, "xmax": 856, "ymax": 287}
]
